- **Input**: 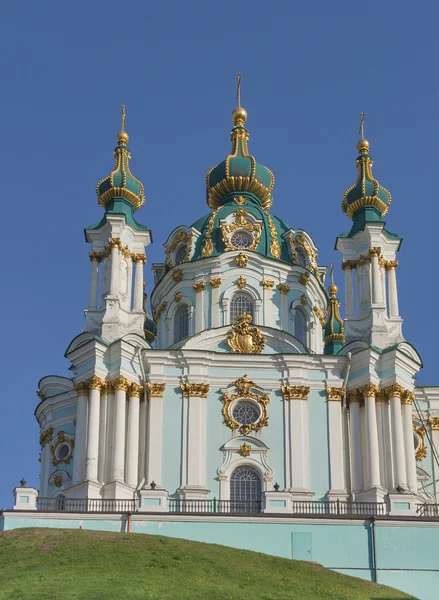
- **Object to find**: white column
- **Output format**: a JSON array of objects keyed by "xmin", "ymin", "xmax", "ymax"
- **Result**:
[
  {"xmin": 262, "ymin": 281, "xmax": 275, "ymax": 327},
  {"xmin": 111, "ymin": 377, "xmax": 128, "ymax": 482},
  {"xmin": 88, "ymin": 254, "xmax": 100, "ymax": 310},
  {"xmin": 387, "ymin": 385, "xmax": 407, "ymax": 488},
  {"xmin": 188, "ymin": 305, "xmax": 194, "ymax": 336},
  {"xmin": 145, "ymin": 383, "xmax": 165, "ymax": 486},
  {"xmin": 221, "ymin": 297, "xmax": 230, "ymax": 326},
  {"xmin": 181, "ymin": 383, "xmax": 209, "ymax": 490},
  {"xmin": 370, "ymin": 250, "xmax": 382, "ymax": 305},
  {"xmin": 138, "ymin": 393, "xmax": 147, "ymax": 484},
  {"xmin": 193, "ymin": 282, "xmax": 205, "ymax": 332},
  {"xmin": 327, "ymin": 388, "xmax": 346, "ymax": 495},
  {"xmin": 133, "ymin": 255, "xmax": 146, "ymax": 311},
  {"xmin": 73, "ymin": 383, "xmax": 88, "ymax": 484},
  {"xmin": 209, "ymin": 279, "xmax": 221, "ymax": 328},
  {"xmin": 343, "ymin": 264, "xmax": 355, "ymax": 318},
  {"xmin": 282, "ymin": 386, "xmax": 310, "ymax": 493},
  {"xmin": 402, "ymin": 392, "xmax": 418, "ymax": 492},
  {"xmin": 109, "ymin": 239, "xmax": 120, "ymax": 296},
  {"xmin": 376, "ymin": 395, "xmax": 387, "ymax": 486},
  {"xmin": 348, "ymin": 390, "xmax": 363, "ymax": 492},
  {"xmin": 85, "ymin": 377, "xmax": 103, "ymax": 482},
  {"xmin": 254, "ymin": 299, "xmax": 262, "ymax": 325},
  {"xmin": 278, "ymin": 284, "xmax": 290, "ymax": 330},
  {"xmin": 126, "ymin": 384, "xmax": 141, "ymax": 487},
  {"xmin": 97, "ymin": 385, "xmax": 108, "ymax": 484},
  {"xmin": 387, "ymin": 262, "xmax": 400, "ymax": 317},
  {"xmin": 361, "ymin": 385, "xmax": 381, "ymax": 488}
]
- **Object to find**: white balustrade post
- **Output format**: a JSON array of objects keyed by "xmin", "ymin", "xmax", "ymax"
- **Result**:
[
  {"xmin": 402, "ymin": 391, "xmax": 418, "ymax": 492},
  {"xmin": 360, "ymin": 385, "xmax": 381, "ymax": 488},
  {"xmin": 278, "ymin": 284, "xmax": 290, "ymax": 331},
  {"xmin": 209, "ymin": 278, "xmax": 221, "ymax": 328},
  {"xmin": 327, "ymin": 388, "xmax": 347, "ymax": 495},
  {"xmin": 126, "ymin": 384, "xmax": 141, "ymax": 487},
  {"xmin": 73, "ymin": 382, "xmax": 88, "ymax": 484},
  {"xmin": 193, "ymin": 282, "xmax": 205, "ymax": 332},
  {"xmin": 111, "ymin": 377, "xmax": 128, "ymax": 482},
  {"xmin": 342, "ymin": 263, "xmax": 355, "ymax": 318},
  {"xmin": 133, "ymin": 254, "xmax": 146, "ymax": 311},
  {"xmin": 281, "ymin": 386, "xmax": 310, "ymax": 494},
  {"xmin": 109, "ymin": 238, "xmax": 120, "ymax": 296},
  {"xmin": 386, "ymin": 261, "xmax": 400, "ymax": 317},
  {"xmin": 85, "ymin": 377, "xmax": 104, "ymax": 482},
  {"xmin": 88, "ymin": 253, "xmax": 101, "ymax": 310},
  {"xmin": 347, "ymin": 390, "xmax": 363, "ymax": 492},
  {"xmin": 386, "ymin": 384, "xmax": 407, "ymax": 489},
  {"xmin": 145, "ymin": 383, "xmax": 165, "ymax": 486},
  {"xmin": 97, "ymin": 383, "xmax": 108, "ymax": 484}
]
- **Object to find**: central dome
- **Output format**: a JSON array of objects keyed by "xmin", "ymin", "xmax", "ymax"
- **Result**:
[{"xmin": 206, "ymin": 107, "xmax": 275, "ymax": 210}]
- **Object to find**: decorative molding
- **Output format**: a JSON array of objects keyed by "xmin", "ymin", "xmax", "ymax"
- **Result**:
[
  {"xmin": 145, "ymin": 383, "xmax": 166, "ymax": 398},
  {"xmin": 326, "ymin": 387, "xmax": 346, "ymax": 402},
  {"xmin": 235, "ymin": 253, "xmax": 249, "ymax": 267},
  {"xmin": 50, "ymin": 431, "xmax": 75, "ymax": 466},
  {"xmin": 261, "ymin": 280, "xmax": 275, "ymax": 290},
  {"xmin": 193, "ymin": 281, "xmax": 206, "ymax": 292},
  {"xmin": 227, "ymin": 313, "xmax": 264, "ymax": 354},
  {"xmin": 280, "ymin": 385, "xmax": 310, "ymax": 401},
  {"xmin": 172, "ymin": 269, "xmax": 183, "ymax": 282},
  {"xmin": 220, "ymin": 208, "xmax": 262, "ymax": 252},
  {"xmin": 165, "ymin": 231, "xmax": 193, "ymax": 267},
  {"xmin": 201, "ymin": 208, "xmax": 219, "ymax": 257},
  {"xmin": 180, "ymin": 382, "xmax": 210, "ymax": 398},
  {"xmin": 277, "ymin": 283, "xmax": 290, "ymax": 295},
  {"xmin": 209, "ymin": 278, "xmax": 222, "ymax": 289},
  {"xmin": 222, "ymin": 375, "xmax": 269, "ymax": 436}
]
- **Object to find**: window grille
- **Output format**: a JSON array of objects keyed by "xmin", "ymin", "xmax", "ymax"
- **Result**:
[
  {"xmin": 230, "ymin": 230, "xmax": 253, "ymax": 249},
  {"xmin": 174, "ymin": 305, "xmax": 189, "ymax": 343},
  {"xmin": 230, "ymin": 293, "xmax": 254, "ymax": 323},
  {"xmin": 230, "ymin": 467, "xmax": 262, "ymax": 502}
]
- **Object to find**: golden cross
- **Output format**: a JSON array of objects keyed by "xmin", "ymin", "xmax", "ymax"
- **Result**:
[
  {"xmin": 330, "ymin": 261, "xmax": 335, "ymax": 285},
  {"xmin": 236, "ymin": 73, "xmax": 242, "ymax": 107},
  {"xmin": 121, "ymin": 105, "xmax": 127, "ymax": 132},
  {"xmin": 359, "ymin": 112, "xmax": 365, "ymax": 139}
]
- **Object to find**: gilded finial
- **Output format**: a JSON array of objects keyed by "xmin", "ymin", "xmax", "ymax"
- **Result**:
[
  {"xmin": 232, "ymin": 72, "xmax": 247, "ymax": 126},
  {"xmin": 328, "ymin": 261, "xmax": 338, "ymax": 297},
  {"xmin": 117, "ymin": 104, "xmax": 129, "ymax": 146},
  {"xmin": 357, "ymin": 112, "xmax": 369, "ymax": 154}
]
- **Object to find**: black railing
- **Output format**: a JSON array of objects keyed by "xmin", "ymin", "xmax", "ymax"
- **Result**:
[
  {"xmin": 290, "ymin": 500, "xmax": 386, "ymax": 516},
  {"xmin": 417, "ymin": 503, "xmax": 439, "ymax": 517},
  {"xmin": 168, "ymin": 499, "xmax": 263, "ymax": 514},
  {"xmin": 37, "ymin": 498, "xmax": 136, "ymax": 513}
]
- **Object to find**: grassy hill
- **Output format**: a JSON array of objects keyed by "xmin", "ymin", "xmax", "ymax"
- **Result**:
[{"xmin": 0, "ymin": 528, "xmax": 418, "ymax": 600}]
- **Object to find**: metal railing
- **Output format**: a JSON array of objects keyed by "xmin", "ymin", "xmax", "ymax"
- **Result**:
[
  {"xmin": 37, "ymin": 497, "xmax": 136, "ymax": 513},
  {"xmin": 290, "ymin": 500, "xmax": 386, "ymax": 516},
  {"xmin": 168, "ymin": 499, "xmax": 263, "ymax": 514},
  {"xmin": 417, "ymin": 503, "xmax": 439, "ymax": 517}
]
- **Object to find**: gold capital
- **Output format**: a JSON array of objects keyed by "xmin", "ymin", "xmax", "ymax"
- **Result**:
[
  {"xmin": 281, "ymin": 385, "xmax": 310, "ymax": 401},
  {"xmin": 368, "ymin": 246, "xmax": 382, "ymax": 258},
  {"xmin": 401, "ymin": 390, "xmax": 415, "ymax": 405},
  {"xmin": 111, "ymin": 376, "xmax": 131, "ymax": 392},
  {"xmin": 261, "ymin": 280, "xmax": 275, "ymax": 290},
  {"xmin": 341, "ymin": 259, "xmax": 357, "ymax": 270},
  {"xmin": 193, "ymin": 281, "xmax": 206, "ymax": 292},
  {"xmin": 428, "ymin": 417, "xmax": 439, "ymax": 431},
  {"xmin": 346, "ymin": 389, "xmax": 360, "ymax": 404},
  {"xmin": 145, "ymin": 382, "xmax": 166, "ymax": 398},
  {"xmin": 108, "ymin": 237, "xmax": 122, "ymax": 249},
  {"xmin": 384, "ymin": 383, "xmax": 405, "ymax": 399},
  {"xmin": 74, "ymin": 381, "xmax": 89, "ymax": 395},
  {"xmin": 129, "ymin": 383, "xmax": 143, "ymax": 398},
  {"xmin": 86, "ymin": 375, "xmax": 106, "ymax": 390},
  {"xmin": 278, "ymin": 283, "xmax": 290, "ymax": 295},
  {"xmin": 131, "ymin": 252, "xmax": 146, "ymax": 264},
  {"xmin": 358, "ymin": 383, "xmax": 380, "ymax": 399},
  {"xmin": 89, "ymin": 251, "xmax": 103, "ymax": 263},
  {"xmin": 326, "ymin": 387, "xmax": 345, "ymax": 402},
  {"xmin": 180, "ymin": 382, "xmax": 210, "ymax": 398},
  {"xmin": 385, "ymin": 260, "xmax": 399, "ymax": 271},
  {"xmin": 209, "ymin": 278, "xmax": 222, "ymax": 288}
]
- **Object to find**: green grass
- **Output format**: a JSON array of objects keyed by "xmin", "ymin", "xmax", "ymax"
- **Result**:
[{"xmin": 0, "ymin": 528, "xmax": 418, "ymax": 600}]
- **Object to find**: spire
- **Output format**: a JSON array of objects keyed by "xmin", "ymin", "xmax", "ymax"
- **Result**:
[
  {"xmin": 341, "ymin": 113, "xmax": 391, "ymax": 225},
  {"xmin": 323, "ymin": 263, "xmax": 345, "ymax": 355},
  {"xmin": 96, "ymin": 106, "xmax": 145, "ymax": 211},
  {"xmin": 206, "ymin": 74, "xmax": 274, "ymax": 210}
]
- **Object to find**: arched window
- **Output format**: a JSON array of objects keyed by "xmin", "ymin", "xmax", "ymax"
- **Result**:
[
  {"xmin": 230, "ymin": 293, "xmax": 254, "ymax": 323},
  {"xmin": 294, "ymin": 308, "xmax": 307, "ymax": 346},
  {"xmin": 174, "ymin": 305, "xmax": 189, "ymax": 343},
  {"xmin": 296, "ymin": 246, "xmax": 308, "ymax": 268},
  {"xmin": 230, "ymin": 466, "xmax": 262, "ymax": 512},
  {"xmin": 175, "ymin": 244, "xmax": 187, "ymax": 265}
]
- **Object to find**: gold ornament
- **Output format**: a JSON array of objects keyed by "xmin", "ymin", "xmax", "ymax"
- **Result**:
[
  {"xmin": 180, "ymin": 382, "xmax": 210, "ymax": 398},
  {"xmin": 341, "ymin": 259, "xmax": 358, "ymax": 271},
  {"xmin": 129, "ymin": 383, "xmax": 143, "ymax": 398},
  {"xmin": 385, "ymin": 260, "xmax": 398, "ymax": 271},
  {"xmin": 155, "ymin": 301, "xmax": 167, "ymax": 318},
  {"xmin": 221, "ymin": 209, "xmax": 262, "ymax": 251},
  {"xmin": 384, "ymin": 383, "xmax": 405, "ymax": 399},
  {"xmin": 221, "ymin": 376, "xmax": 269, "ymax": 436},
  {"xmin": 359, "ymin": 383, "xmax": 380, "ymax": 399},
  {"xmin": 111, "ymin": 376, "xmax": 131, "ymax": 392},
  {"xmin": 174, "ymin": 292, "xmax": 182, "ymax": 303},
  {"xmin": 236, "ymin": 276, "xmax": 247, "ymax": 289},
  {"xmin": 402, "ymin": 390, "xmax": 415, "ymax": 405},
  {"xmin": 277, "ymin": 283, "xmax": 290, "ymax": 295},
  {"xmin": 326, "ymin": 387, "xmax": 346, "ymax": 402},
  {"xmin": 300, "ymin": 294, "xmax": 307, "ymax": 306},
  {"xmin": 172, "ymin": 269, "xmax": 183, "ymax": 282},
  {"xmin": 86, "ymin": 375, "xmax": 106, "ymax": 390},
  {"xmin": 193, "ymin": 281, "xmax": 206, "ymax": 292},
  {"xmin": 39, "ymin": 427, "xmax": 53, "ymax": 448},
  {"xmin": 299, "ymin": 272, "xmax": 310, "ymax": 286},
  {"xmin": 131, "ymin": 252, "xmax": 146, "ymax": 264},
  {"xmin": 108, "ymin": 237, "xmax": 122, "ymax": 249},
  {"xmin": 368, "ymin": 246, "xmax": 382, "ymax": 258},
  {"xmin": 53, "ymin": 475, "xmax": 63, "ymax": 488},
  {"xmin": 239, "ymin": 443, "xmax": 251, "ymax": 457},
  {"xmin": 50, "ymin": 431, "xmax": 74, "ymax": 466},
  {"xmin": 313, "ymin": 305, "xmax": 326, "ymax": 326},
  {"xmin": 165, "ymin": 231, "xmax": 193, "ymax": 267},
  {"xmin": 201, "ymin": 208, "xmax": 220, "ymax": 257},
  {"xmin": 227, "ymin": 313, "xmax": 265, "ymax": 354},
  {"xmin": 428, "ymin": 417, "xmax": 439, "ymax": 431},
  {"xmin": 264, "ymin": 210, "xmax": 281, "ymax": 259},
  {"xmin": 145, "ymin": 383, "xmax": 166, "ymax": 398},
  {"xmin": 414, "ymin": 425, "xmax": 427, "ymax": 461},
  {"xmin": 89, "ymin": 251, "xmax": 103, "ymax": 263},
  {"xmin": 209, "ymin": 278, "xmax": 222, "ymax": 288},
  {"xmin": 234, "ymin": 196, "xmax": 246, "ymax": 205},
  {"xmin": 280, "ymin": 386, "xmax": 310, "ymax": 401},
  {"xmin": 235, "ymin": 253, "xmax": 249, "ymax": 267},
  {"xmin": 346, "ymin": 389, "xmax": 360, "ymax": 404},
  {"xmin": 261, "ymin": 280, "xmax": 275, "ymax": 290},
  {"xmin": 74, "ymin": 381, "xmax": 89, "ymax": 395}
]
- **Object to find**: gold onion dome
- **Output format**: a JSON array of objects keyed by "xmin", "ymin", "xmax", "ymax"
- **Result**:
[
  {"xmin": 206, "ymin": 105, "xmax": 275, "ymax": 210},
  {"xmin": 96, "ymin": 108, "xmax": 145, "ymax": 211},
  {"xmin": 323, "ymin": 274, "xmax": 344, "ymax": 355},
  {"xmin": 342, "ymin": 133, "xmax": 391, "ymax": 221}
]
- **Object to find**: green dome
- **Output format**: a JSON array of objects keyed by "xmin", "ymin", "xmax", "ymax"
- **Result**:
[
  {"xmin": 341, "ymin": 139, "xmax": 391, "ymax": 221},
  {"xmin": 323, "ymin": 284, "xmax": 345, "ymax": 355},
  {"xmin": 96, "ymin": 131, "xmax": 145, "ymax": 211},
  {"xmin": 206, "ymin": 108, "xmax": 274, "ymax": 211}
]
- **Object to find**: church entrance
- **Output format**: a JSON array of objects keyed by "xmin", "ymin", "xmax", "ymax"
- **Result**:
[{"xmin": 230, "ymin": 466, "xmax": 262, "ymax": 512}]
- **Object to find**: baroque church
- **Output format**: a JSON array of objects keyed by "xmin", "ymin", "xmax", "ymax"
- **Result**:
[{"xmin": 5, "ymin": 90, "xmax": 439, "ymax": 599}]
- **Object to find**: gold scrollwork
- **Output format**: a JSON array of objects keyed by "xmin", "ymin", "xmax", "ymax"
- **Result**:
[
  {"xmin": 414, "ymin": 424, "xmax": 427, "ymax": 461},
  {"xmin": 154, "ymin": 301, "xmax": 167, "ymax": 319},
  {"xmin": 236, "ymin": 276, "xmax": 247, "ymax": 289},
  {"xmin": 428, "ymin": 417, "xmax": 439, "ymax": 431},
  {"xmin": 299, "ymin": 272, "xmax": 310, "ymax": 286},
  {"xmin": 145, "ymin": 383, "xmax": 166, "ymax": 398},
  {"xmin": 261, "ymin": 280, "xmax": 275, "ymax": 290},
  {"xmin": 180, "ymin": 382, "xmax": 210, "ymax": 398},
  {"xmin": 174, "ymin": 292, "xmax": 182, "ymax": 303},
  {"xmin": 221, "ymin": 209, "xmax": 262, "ymax": 252},
  {"xmin": 326, "ymin": 387, "xmax": 346, "ymax": 402},
  {"xmin": 264, "ymin": 210, "xmax": 281, "ymax": 259},
  {"xmin": 209, "ymin": 278, "xmax": 222, "ymax": 288},
  {"xmin": 235, "ymin": 253, "xmax": 249, "ymax": 267},
  {"xmin": 240, "ymin": 443, "xmax": 251, "ymax": 457},
  {"xmin": 129, "ymin": 383, "xmax": 143, "ymax": 398},
  {"xmin": 50, "ymin": 431, "xmax": 75, "ymax": 466},
  {"xmin": 222, "ymin": 375, "xmax": 270, "ymax": 435},
  {"xmin": 39, "ymin": 427, "xmax": 53, "ymax": 448},
  {"xmin": 227, "ymin": 314, "xmax": 265, "ymax": 354},
  {"xmin": 193, "ymin": 281, "xmax": 206, "ymax": 292},
  {"xmin": 234, "ymin": 196, "xmax": 246, "ymax": 205},
  {"xmin": 165, "ymin": 231, "xmax": 193, "ymax": 267},
  {"xmin": 359, "ymin": 383, "xmax": 380, "ymax": 399},
  {"xmin": 110, "ymin": 376, "xmax": 131, "ymax": 392},
  {"xmin": 313, "ymin": 305, "xmax": 326, "ymax": 326},
  {"xmin": 172, "ymin": 269, "xmax": 183, "ymax": 282},
  {"xmin": 201, "ymin": 208, "xmax": 219, "ymax": 257},
  {"xmin": 280, "ymin": 386, "xmax": 310, "ymax": 401},
  {"xmin": 131, "ymin": 252, "xmax": 146, "ymax": 264},
  {"xmin": 86, "ymin": 375, "xmax": 106, "ymax": 390}
]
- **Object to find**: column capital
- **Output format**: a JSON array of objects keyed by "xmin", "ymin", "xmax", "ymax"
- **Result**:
[
  {"xmin": 110, "ymin": 376, "xmax": 131, "ymax": 392},
  {"xmin": 358, "ymin": 383, "xmax": 380, "ymax": 399},
  {"xmin": 208, "ymin": 278, "xmax": 222, "ymax": 288},
  {"xmin": 278, "ymin": 283, "xmax": 290, "ymax": 295},
  {"xmin": 401, "ymin": 390, "xmax": 415, "ymax": 405},
  {"xmin": 384, "ymin": 383, "xmax": 405, "ymax": 399},
  {"xmin": 261, "ymin": 279, "xmax": 275, "ymax": 290},
  {"xmin": 129, "ymin": 383, "xmax": 143, "ymax": 398},
  {"xmin": 368, "ymin": 246, "xmax": 382, "ymax": 258},
  {"xmin": 280, "ymin": 385, "xmax": 310, "ymax": 400},
  {"xmin": 108, "ymin": 237, "xmax": 122, "ymax": 249},
  {"xmin": 346, "ymin": 388, "xmax": 360, "ymax": 404},
  {"xmin": 85, "ymin": 376, "xmax": 106, "ymax": 391},
  {"xmin": 89, "ymin": 251, "xmax": 103, "ymax": 263},
  {"xmin": 193, "ymin": 281, "xmax": 206, "ymax": 292},
  {"xmin": 74, "ymin": 381, "xmax": 89, "ymax": 395},
  {"xmin": 385, "ymin": 260, "xmax": 399, "ymax": 271},
  {"xmin": 376, "ymin": 389, "xmax": 388, "ymax": 402},
  {"xmin": 180, "ymin": 382, "xmax": 210, "ymax": 398},
  {"xmin": 341, "ymin": 259, "xmax": 357, "ymax": 270},
  {"xmin": 131, "ymin": 252, "xmax": 147, "ymax": 264},
  {"xmin": 326, "ymin": 387, "xmax": 345, "ymax": 402},
  {"xmin": 428, "ymin": 417, "xmax": 439, "ymax": 431},
  {"xmin": 145, "ymin": 382, "xmax": 166, "ymax": 398}
]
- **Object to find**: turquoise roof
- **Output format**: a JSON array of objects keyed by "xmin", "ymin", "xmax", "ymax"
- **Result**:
[
  {"xmin": 86, "ymin": 199, "xmax": 150, "ymax": 234},
  {"xmin": 323, "ymin": 285, "xmax": 345, "ymax": 355}
]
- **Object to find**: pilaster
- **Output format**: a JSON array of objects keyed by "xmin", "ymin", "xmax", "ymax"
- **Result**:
[{"xmin": 326, "ymin": 387, "xmax": 348, "ymax": 500}]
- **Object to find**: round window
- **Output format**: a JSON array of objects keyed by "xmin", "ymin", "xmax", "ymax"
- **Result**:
[
  {"xmin": 230, "ymin": 230, "xmax": 253, "ymax": 249},
  {"xmin": 233, "ymin": 401, "xmax": 260, "ymax": 425},
  {"xmin": 57, "ymin": 443, "xmax": 70, "ymax": 460}
]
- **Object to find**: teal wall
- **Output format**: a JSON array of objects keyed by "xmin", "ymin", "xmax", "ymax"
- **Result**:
[{"xmin": 2, "ymin": 513, "xmax": 438, "ymax": 599}]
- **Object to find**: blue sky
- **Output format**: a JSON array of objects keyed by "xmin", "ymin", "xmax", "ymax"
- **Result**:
[{"xmin": 1, "ymin": 1, "xmax": 438, "ymax": 508}]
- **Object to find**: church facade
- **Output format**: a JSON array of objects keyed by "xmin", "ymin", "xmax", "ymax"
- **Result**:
[{"xmin": 3, "ymin": 101, "xmax": 439, "ymax": 599}]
